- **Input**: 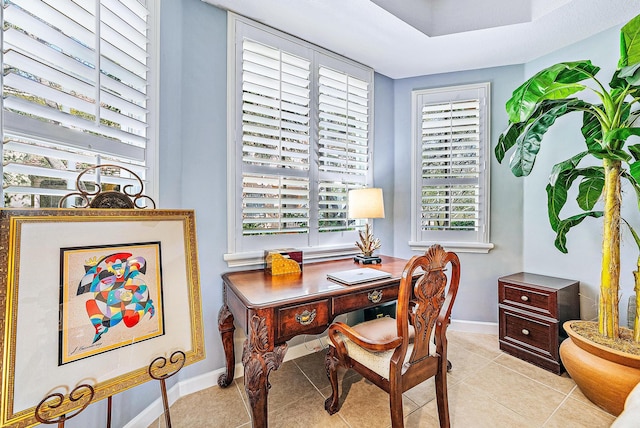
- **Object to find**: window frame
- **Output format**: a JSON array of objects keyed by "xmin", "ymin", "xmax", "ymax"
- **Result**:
[
  {"xmin": 225, "ymin": 14, "xmax": 374, "ymax": 267},
  {"xmin": 0, "ymin": 0, "xmax": 160, "ymax": 207},
  {"xmin": 409, "ymin": 82, "xmax": 493, "ymax": 254}
]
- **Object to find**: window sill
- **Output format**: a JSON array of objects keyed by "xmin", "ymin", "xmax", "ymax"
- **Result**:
[
  {"xmin": 224, "ymin": 244, "xmax": 361, "ymax": 268},
  {"xmin": 409, "ymin": 241, "xmax": 494, "ymax": 254}
]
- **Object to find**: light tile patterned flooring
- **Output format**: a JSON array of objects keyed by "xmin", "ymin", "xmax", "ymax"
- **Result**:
[{"xmin": 149, "ymin": 331, "xmax": 616, "ymax": 427}]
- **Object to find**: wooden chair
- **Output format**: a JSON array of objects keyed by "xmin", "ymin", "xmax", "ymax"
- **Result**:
[{"xmin": 324, "ymin": 244, "xmax": 460, "ymax": 428}]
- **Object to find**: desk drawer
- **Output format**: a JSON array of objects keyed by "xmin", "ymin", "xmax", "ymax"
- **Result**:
[
  {"xmin": 499, "ymin": 281, "xmax": 556, "ymax": 318},
  {"xmin": 332, "ymin": 285, "xmax": 398, "ymax": 315},
  {"xmin": 278, "ymin": 300, "xmax": 330, "ymax": 338}
]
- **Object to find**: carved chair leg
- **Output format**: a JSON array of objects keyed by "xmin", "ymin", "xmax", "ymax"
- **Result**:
[
  {"xmin": 389, "ymin": 384, "xmax": 404, "ymax": 428},
  {"xmin": 435, "ymin": 359, "xmax": 451, "ymax": 428},
  {"xmin": 324, "ymin": 347, "xmax": 340, "ymax": 415}
]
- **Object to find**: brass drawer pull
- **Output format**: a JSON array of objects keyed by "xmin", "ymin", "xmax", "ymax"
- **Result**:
[
  {"xmin": 368, "ymin": 290, "xmax": 383, "ymax": 303},
  {"xmin": 295, "ymin": 309, "xmax": 316, "ymax": 326},
  {"xmin": 520, "ymin": 295, "xmax": 529, "ymax": 302},
  {"xmin": 522, "ymin": 329, "xmax": 530, "ymax": 336}
]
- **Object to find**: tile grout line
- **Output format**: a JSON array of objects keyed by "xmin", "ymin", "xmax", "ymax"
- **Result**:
[
  {"xmin": 233, "ymin": 378, "xmax": 252, "ymax": 427},
  {"xmin": 540, "ymin": 385, "xmax": 578, "ymax": 427},
  {"xmin": 292, "ymin": 356, "xmax": 329, "ymax": 397},
  {"xmin": 458, "ymin": 378, "xmax": 543, "ymax": 425},
  {"xmin": 292, "ymin": 355, "xmax": 361, "ymax": 428},
  {"xmin": 490, "ymin": 355, "xmax": 576, "ymax": 396}
]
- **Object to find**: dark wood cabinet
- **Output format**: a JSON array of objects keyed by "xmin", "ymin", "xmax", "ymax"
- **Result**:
[{"xmin": 498, "ymin": 272, "xmax": 580, "ymax": 375}]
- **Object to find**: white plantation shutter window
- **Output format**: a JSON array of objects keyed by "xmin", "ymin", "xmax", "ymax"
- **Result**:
[
  {"xmin": 318, "ymin": 66, "xmax": 370, "ymax": 233},
  {"xmin": 411, "ymin": 83, "xmax": 493, "ymax": 253},
  {"xmin": 228, "ymin": 16, "xmax": 374, "ymax": 262},
  {"xmin": 1, "ymin": 0, "xmax": 156, "ymax": 207},
  {"xmin": 421, "ymin": 100, "xmax": 480, "ymax": 230},
  {"xmin": 240, "ymin": 39, "xmax": 311, "ymax": 236}
]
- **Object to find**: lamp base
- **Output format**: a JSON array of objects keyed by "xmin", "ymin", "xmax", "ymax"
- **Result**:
[{"xmin": 354, "ymin": 255, "xmax": 382, "ymax": 265}]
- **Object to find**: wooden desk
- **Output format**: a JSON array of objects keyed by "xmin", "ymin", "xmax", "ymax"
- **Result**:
[{"xmin": 217, "ymin": 255, "xmax": 410, "ymax": 427}]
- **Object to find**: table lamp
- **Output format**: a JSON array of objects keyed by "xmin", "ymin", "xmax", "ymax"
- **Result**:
[{"xmin": 348, "ymin": 188, "xmax": 385, "ymax": 264}]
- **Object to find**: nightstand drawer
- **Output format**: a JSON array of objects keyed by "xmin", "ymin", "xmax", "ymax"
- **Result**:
[
  {"xmin": 278, "ymin": 300, "xmax": 330, "ymax": 339},
  {"xmin": 499, "ymin": 281, "xmax": 557, "ymax": 318},
  {"xmin": 499, "ymin": 307, "xmax": 558, "ymax": 360},
  {"xmin": 332, "ymin": 285, "xmax": 398, "ymax": 315}
]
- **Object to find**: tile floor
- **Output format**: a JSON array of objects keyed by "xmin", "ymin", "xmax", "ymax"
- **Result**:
[{"xmin": 149, "ymin": 331, "xmax": 616, "ymax": 427}]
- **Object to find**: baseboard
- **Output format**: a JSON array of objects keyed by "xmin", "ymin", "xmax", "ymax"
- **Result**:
[
  {"xmin": 450, "ymin": 318, "xmax": 499, "ymax": 335},
  {"xmin": 125, "ymin": 319, "xmax": 496, "ymax": 427}
]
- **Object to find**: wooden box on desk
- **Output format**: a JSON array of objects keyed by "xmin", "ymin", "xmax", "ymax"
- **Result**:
[{"xmin": 265, "ymin": 249, "xmax": 303, "ymax": 275}]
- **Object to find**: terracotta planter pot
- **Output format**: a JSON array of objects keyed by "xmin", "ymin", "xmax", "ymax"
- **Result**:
[{"xmin": 559, "ymin": 321, "xmax": 640, "ymax": 415}]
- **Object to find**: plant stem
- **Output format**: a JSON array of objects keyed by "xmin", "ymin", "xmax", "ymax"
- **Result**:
[{"xmin": 599, "ymin": 158, "xmax": 621, "ymax": 339}]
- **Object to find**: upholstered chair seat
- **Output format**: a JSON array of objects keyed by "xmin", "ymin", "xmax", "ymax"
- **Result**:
[{"xmin": 334, "ymin": 316, "xmax": 427, "ymax": 379}]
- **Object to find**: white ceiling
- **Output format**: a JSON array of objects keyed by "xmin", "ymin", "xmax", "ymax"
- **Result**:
[{"xmin": 204, "ymin": 0, "xmax": 640, "ymax": 79}]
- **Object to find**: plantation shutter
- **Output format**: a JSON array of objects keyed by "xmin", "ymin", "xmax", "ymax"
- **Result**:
[
  {"xmin": 317, "ymin": 66, "xmax": 370, "ymax": 232},
  {"xmin": 420, "ymin": 99, "xmax": 481, "ymax": 231},
  {"xmin": 240, "ymin": 39, "xmax": 311, "ymax": 235},
  {"xmin": 2, "ymin": 0, "xmax": 152, "ymax": 207},
  {"xmin": 228, "ymin": 16, "xmax": 374, "ymax": 261},
  {"xmin": 411, "ymin": 82, "xmax": 491, "ymax": 250}
]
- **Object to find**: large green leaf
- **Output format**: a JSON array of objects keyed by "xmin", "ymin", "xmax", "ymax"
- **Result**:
[
  {"xmin": 629, "ymin": 144, "xmax": 640, "ymax": 161},
  {"xmin": 610, "ymin": 69, "xmax": 627, "ymax": 90},
  {"xmin": 548, "ymin": 152, "xmax": 589, "ymax": 185},
  {"xmin": 546, "ymin": 173, "xmax": 576, "ymax": 231},
  {"xmin": 622, "ymin": 170, "xmax": 640, "ymax": 211},
  {"xmin": 619, "ymin": 63, "xmax": 640, "ymax": 86},
  {"xmin": 507, "ymin": 99, "xmax": 590, "ymax": 176},
  {"xmin": 546, "ymin": 153, "xmax": 589, "ymax": 230},
  {"xmin": 577, "ymin": 175, "xmax": 605, "ymax": 210},
  {"xmin": 495, "ymin": 121, "xmax": 526, "ymax": 163},
  {"xmin": 620, "ymin": 13, "xmax": 640, "ymax": 68},
  {"xmin": 605, "ymin": 127, "xmax": 640, "ymax": 143},
  {"xmin": 546, "ymin": 156, "xmax": 599, "ymax": 231},
  {"xmin": 605, "ymin": 148, "xmax": 632, "ymax": 162},
  {"xmin": 581, "ymin": 108, "xmax": 605, "ymax": 155},
  {"xmin": 623, "ymin": 218, "xmax": 640, "ymax": 250},
  {"xmin": 554, "ymin": 211, "xmax": 604, "ymax": 253},
  {"xmin": 506, "ymin": 61, "xmax": 599, "ymax": 123},
  {"xmin": 629, "ymin": 161, "xmax": 640, "ymax": 191}
]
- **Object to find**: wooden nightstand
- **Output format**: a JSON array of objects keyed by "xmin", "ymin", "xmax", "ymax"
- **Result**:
[{"xmin": 498, "ymin": 272, "xmax": 580, "ymax": 375}]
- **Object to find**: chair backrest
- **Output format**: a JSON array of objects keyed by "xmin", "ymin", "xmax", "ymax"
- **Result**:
[{"xmin": 391, "ymin": 245, "xmax": 460, "ymax": 372}]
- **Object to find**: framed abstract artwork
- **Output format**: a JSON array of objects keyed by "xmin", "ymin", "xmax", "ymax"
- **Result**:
[
  {"xmin": 59, "ymin": 241, "xmax": 165, "ymax": 365},
  {"xmin": 0, "ymin": 209, "xmax": 205, "ymax": 427}
]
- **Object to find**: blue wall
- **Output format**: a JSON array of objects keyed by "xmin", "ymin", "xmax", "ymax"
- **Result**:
[
  {"xmin": 69, "ymin": 1, "xmax": 633, "ymax": 425},
  {"xmin": 372, "ymin": 73, "xmax": 396, "ymax": 253}
]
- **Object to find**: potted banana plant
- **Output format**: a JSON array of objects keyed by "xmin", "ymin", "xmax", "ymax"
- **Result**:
[{"xmin": 495, "ymin": 13, "xmax": 640, "ymax": 415}]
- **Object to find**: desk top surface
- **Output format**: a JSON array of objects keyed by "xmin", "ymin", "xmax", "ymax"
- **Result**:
[{"xmin": 222, "ymin": 255, "xmax": 410, "ymax": 307}]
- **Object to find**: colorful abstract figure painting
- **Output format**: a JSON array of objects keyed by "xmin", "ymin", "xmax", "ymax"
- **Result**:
[{"xmin": 59, "ymin": 242, "xmax": 164, "ymax": 365}]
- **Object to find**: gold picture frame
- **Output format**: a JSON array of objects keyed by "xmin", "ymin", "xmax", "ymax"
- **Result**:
[{"xmin": 0, "ymin": 209, "xmax": 205, "ymax": 427}]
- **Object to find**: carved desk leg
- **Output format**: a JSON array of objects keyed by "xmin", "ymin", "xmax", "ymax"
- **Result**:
[
  {"xmin": 218, "ymin": 304, "xmax": 236, "ymax": 387},
  {"xmin": 243, "ymin": 314, "xmax": 287, "ymax": 428}
]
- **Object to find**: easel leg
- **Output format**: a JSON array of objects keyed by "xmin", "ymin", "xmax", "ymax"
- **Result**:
[
  {"xmin": 148, "ymin": 351, "xmax": 186, "ymax": 428},
  {"xmin": 107, "ymin": 396, "xmax": 112, "ymax": 428},
  {"xmin": 159, "ymin": 378, "xmax": 171, "ymax": 428}
]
